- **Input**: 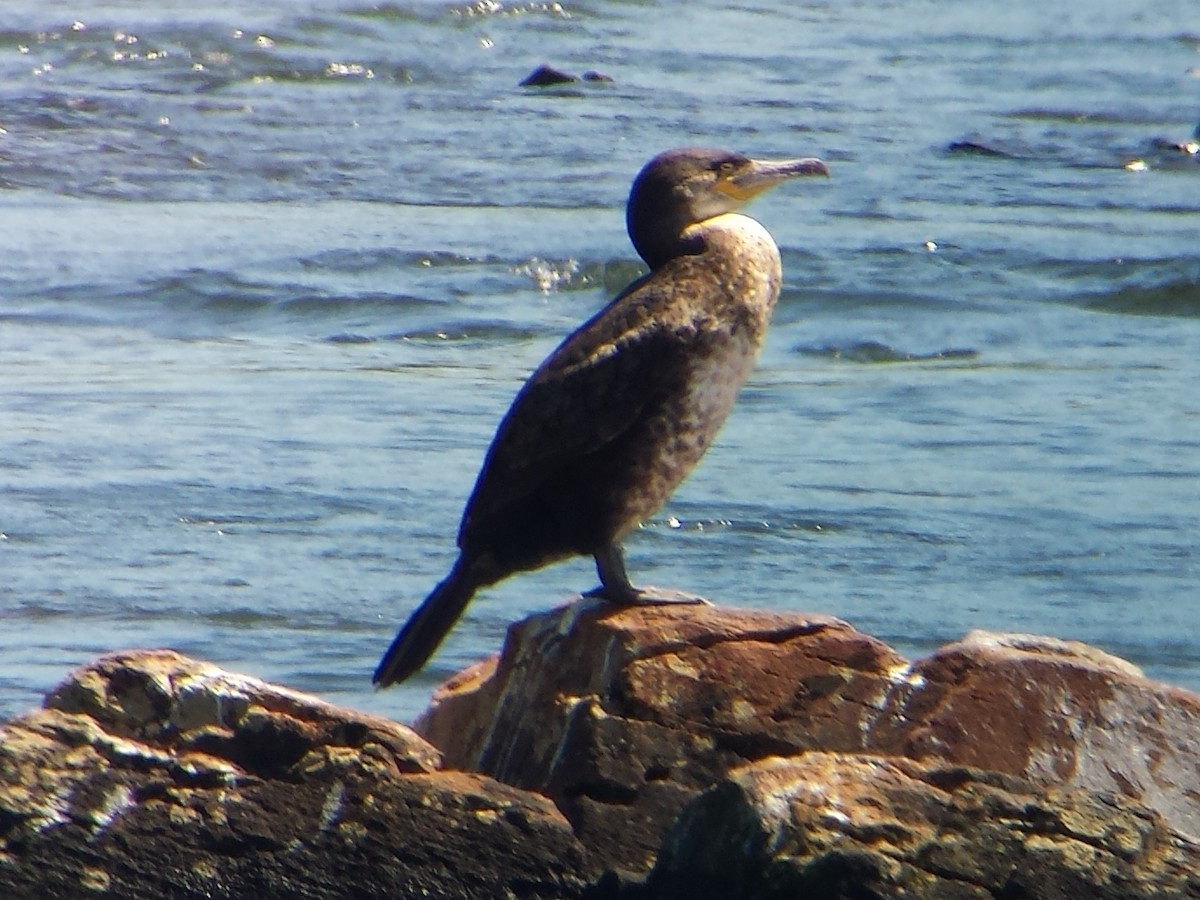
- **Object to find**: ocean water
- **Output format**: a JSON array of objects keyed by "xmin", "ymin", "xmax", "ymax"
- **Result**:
[{"xmin": 2, "ymin": 0, "xmax": 1199, "ymax": 723}]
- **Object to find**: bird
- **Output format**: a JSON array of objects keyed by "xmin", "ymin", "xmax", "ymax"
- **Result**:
[{"xmin": 373, "ymin": 147, "xmax": 829, "ymax": 687}]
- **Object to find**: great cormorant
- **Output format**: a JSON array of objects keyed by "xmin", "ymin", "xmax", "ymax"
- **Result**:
[{"xmin": 374, "ymin": 147, "xmax": 829, "ymax": 687}]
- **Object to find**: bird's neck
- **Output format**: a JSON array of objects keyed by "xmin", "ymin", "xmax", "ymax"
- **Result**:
[
  {"xmin": 628, "ymin": 219, "xmax": 693, "ymax": 271},
  {"xmin": 627, "ymin": 189, "xmax": 743, "ymax": 269},
  {"xmin": 680, "ymin": 213, "xmax": 780, "ymax": 273}
]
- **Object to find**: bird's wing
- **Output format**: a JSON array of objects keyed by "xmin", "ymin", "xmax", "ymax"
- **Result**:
[{"xmin": 457, "ymin": 263, "xmax": 706, "ymax": 541}]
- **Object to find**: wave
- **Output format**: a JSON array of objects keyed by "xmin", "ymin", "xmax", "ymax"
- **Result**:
[
  {"xmin": 793, "ymin": 341, "xmax": 979, "ymax": 364},
  {"xmin": 1025, "ymin": 256, "xmax": 1200, "ymax": 318},
  {"xmin": 1078, "ymin": 277, "xmax": 1200, "ymax": 319}
]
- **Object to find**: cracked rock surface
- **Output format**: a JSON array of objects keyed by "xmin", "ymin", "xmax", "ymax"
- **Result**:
[
  {"xmin": 419, "ymin": 601, "xmax": 930, "ymax": 873},
  {"xmin": 612, "ymin": 753, "xmax": 1200, "ymax": 900},
  {"xmin": 0, "ymin": 649, "xmax": 590, "ymax": 899},
  {"xmin": 417, "ymin": 601, "xmax": 1200, "ymax": 877},
  {"xmin": 4, "ymin": 605, "xmax": 1200, "ymax": 898}
]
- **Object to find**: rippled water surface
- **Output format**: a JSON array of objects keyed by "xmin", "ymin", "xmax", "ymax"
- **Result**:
[{"xmin": 2, "ymin": 0, "xmax": 1199, "ymax": 721}]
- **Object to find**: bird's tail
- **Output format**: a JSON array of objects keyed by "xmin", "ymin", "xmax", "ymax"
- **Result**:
[{"xmin": 373, "ymin": 558, "xmax": 481, "ymax": 688}]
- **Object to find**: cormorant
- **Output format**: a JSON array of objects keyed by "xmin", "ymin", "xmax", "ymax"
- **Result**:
[{"xmin": 374, "ymin": 147, "xmax": 829, "ymax": 687}]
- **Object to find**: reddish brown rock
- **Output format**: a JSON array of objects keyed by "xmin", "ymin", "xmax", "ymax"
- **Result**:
[
  {"xmin": 6, "ymin": 610, "xmax": 1200, "ymax": 898},
  {"xmin": 416, "ymin": 602, "xmax": 1200, "ymax": 875},
  {"xmin": 0, "ymin": 650, "xmax": 591, "ymax": 900},
  {"xmin": 864, "ymin": 630, "xmax": 1200, "ymax": 838},
  {"xmin": 416, "ymin": 600, "xmax": 909, "ymax": 872},
  {"xmin": 615, "ymin": 753, "xmax": 1200, "ymax": 900}
]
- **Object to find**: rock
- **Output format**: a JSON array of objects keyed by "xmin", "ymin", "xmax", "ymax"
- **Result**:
[
  {"xmin": 0, "ymin": 649, "xmax": 591, "ymax": 900},
  {"xmin": 519, "ymin": 63, "xmax": 613, "ymax": 87},
  {"xmin": 610, "ymin": 753, "xmax": 1200, "ymax": 900},
  {"xmin": 865, "ymin": 630, "xmax": 1200, "ymax": 838},
  {"xmin": 417, "ymin": 601, "xmax": 910, "ymax": 872},
  {"xmin": 6, "ymin": 610, "xmax": 1200, "ymax": 898},
  {"xmin": 416, "ymin": 603, "xmax": 1200, "ymax": 875},
  {"xmin": 945, "ymin": 138, "xmax": 1013, "ymax": 158},
  {"xmin": 520, "ymin": 63, "xmax": 580, "ymax": 87}
]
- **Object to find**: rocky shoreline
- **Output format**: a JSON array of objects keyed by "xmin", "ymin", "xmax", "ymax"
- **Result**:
[{"xmin": 3, "ymin": 600, "xmax": 1199, "ymax": 898}]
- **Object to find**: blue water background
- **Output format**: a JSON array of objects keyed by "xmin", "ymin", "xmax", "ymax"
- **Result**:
[{"xmin": 2, "ymin": 0, "xmax": 1199, "ymax": 721}]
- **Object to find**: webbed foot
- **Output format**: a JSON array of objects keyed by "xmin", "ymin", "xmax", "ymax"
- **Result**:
[{"xmin": 583, "ymin": 583, "xmax": 711, "ymax": 606}]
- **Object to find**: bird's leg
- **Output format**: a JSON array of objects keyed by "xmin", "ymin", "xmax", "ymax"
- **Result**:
[
  {"xmin": 586, "ymin": 542, "xmax": 710, "ymax": 606},
  {"xmin": 589, "ymin": 543, "xmax": 640, "ymax": 604}
]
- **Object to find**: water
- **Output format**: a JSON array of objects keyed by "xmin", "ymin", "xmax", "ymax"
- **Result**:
[{"xmin": 2, "ymin": 0, "xmax": 1199, "ymax": 723}]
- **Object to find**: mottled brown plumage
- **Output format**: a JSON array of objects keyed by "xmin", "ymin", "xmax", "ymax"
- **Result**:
[{"xmin": 374, "ymin": 148, "xmax": 828, "ymax": 686}]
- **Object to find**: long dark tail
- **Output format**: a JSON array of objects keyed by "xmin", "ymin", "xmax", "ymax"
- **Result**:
[{"xmin": 373, "ymin": 557, "xmax": 481, "ymax": 688}]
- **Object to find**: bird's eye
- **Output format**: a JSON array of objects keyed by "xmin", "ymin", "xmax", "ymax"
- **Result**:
[{"xmin": 717, "ymin": 161, "xmax": 737, "ymax": 177}]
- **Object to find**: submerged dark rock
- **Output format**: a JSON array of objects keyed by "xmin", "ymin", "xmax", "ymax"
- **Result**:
[
  {"xmin": 946, "ymin": 138, "xmax": 1014, "ymax": 158},
  {"xmin": 520, "ymin": 63, "xmax": 614, "ymax": 87},
  {"xmin": 797, "ymin": 339, "xmax": 979, "ymax": 363},
  {"xmin": 520, "ymin": 63, "xmax": 578, "ymax": 86}
]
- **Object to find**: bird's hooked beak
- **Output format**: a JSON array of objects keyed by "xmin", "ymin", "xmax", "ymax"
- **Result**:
[{"xmin": 718, "ymin": 156, "xmax": 830, "ymax": 202}]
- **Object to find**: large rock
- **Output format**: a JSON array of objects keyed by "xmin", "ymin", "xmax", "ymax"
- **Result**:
[
  {"xmin": 417, "ymin": 601, "xmax": 1200, "ymax": 874},
  {"xmin": 613, "ymin": 753, "xmax": 1200, "ymax": 900},
  {"xmin": 417, "ymin": 601, "xmax": 913, "ymax": 872},
  {"xmin": 5, "ymin": 606, "xmax": 1200, "ymax": 898},
  {"xmin": 867, "ymin": 630, "xmax": 1200, "ymax": 837},
  {"xmin": 0, "ymin": 649, "xmax": 591, "ymax": 899}
]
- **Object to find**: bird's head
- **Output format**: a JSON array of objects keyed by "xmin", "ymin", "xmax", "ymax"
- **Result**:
[{"xmin": 626, "ymin": 148, "xmax": 829, "ymax": 268}]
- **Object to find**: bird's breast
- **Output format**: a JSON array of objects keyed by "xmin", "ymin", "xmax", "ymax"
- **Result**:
[
  {"xmin": 683, "ymin": 213, "xmax": 782, "ymax": 340},
  {"xmin": 610, "ymin": 214, "xmax": 783, "ymax": 532},
  {"xmin": 664, "ymin": 327, "xmax": 760, "ymax": 466}
]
